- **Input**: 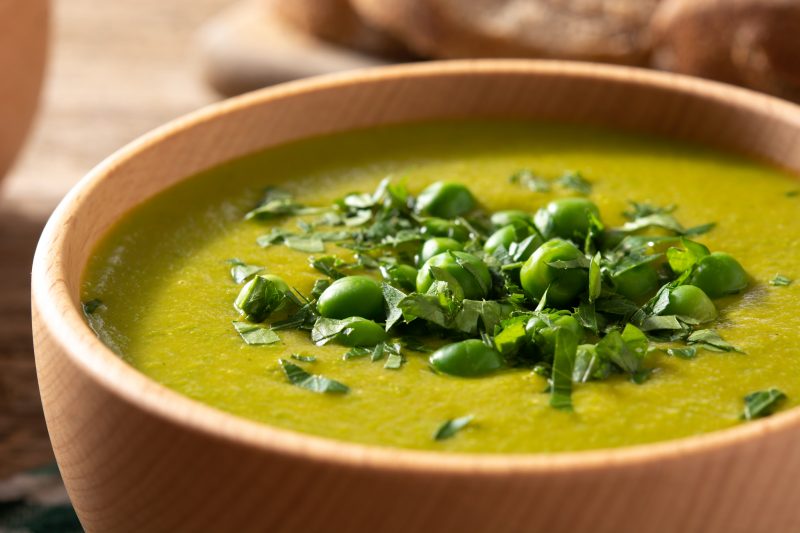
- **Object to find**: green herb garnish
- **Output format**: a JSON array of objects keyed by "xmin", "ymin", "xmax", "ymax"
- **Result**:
[
  {"xmin": 82, "ymin": 298, "xmax": 104, "ymax": 315},
  {"xmin": 278, "ymin": 359, "xmax": 348, "ymax": 394},
  {"xmin": 509, "ymin": 169, "xmax": 550, "ymax": 192},
  {"xmin": 556, "ymin": 170, "xmax": 592, "ymax": 194},
  {"xmin": 742, "ymin": 388, "xmax": 786, "ymax": 420},
  {"xmin": 550, "ymin": 328, "xmax": 578, "ymax": 410},
  {"xmin": 667, "ymin": 346, "xmax": 697, "ymax": 359},
  {"xmin": 770, "ymin": 274, "xmax": 792, "ymax": 287},
  {"xmin": 687, "ymin": 329, "xmax": 741, "ymax": 353},
  {"xmin": 227, "ymin": 258, "xmax": 264, "ymax": 284},
  {"xmin": 291, "ymin": 353, "xmax": 316, "ymax": 362},
  {"xmin": 232, "ymin": 321, "xmax": 280, "ymax": 345},
  {"xmin": 433, "ymin": 415, "xmax": 474, "ymax": 440},
  {"xmin": 229, "ymin": 174, "xmax": 754, "ymax": 419}
]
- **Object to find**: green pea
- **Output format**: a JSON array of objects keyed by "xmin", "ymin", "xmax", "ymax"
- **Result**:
[
  {"xmin": 317, "ymin": 276, "xmax": 384, "ymax": 320},
  {"xmin": 234, "ymin": 274, "xmax": 291, "ymax": 322},
  {"xmin": 490, "ymin": 210, "xmax": 532, "ymax": 228},
  {"xmin": 380, "ymin": 264, "xmax": 418, "ymax": 292},
  {"xmin": 612, "ymin": 263, "xmax": 659, "ymax": 302},
  {"xmin": 420, "ymin": 237, "xmax": 463, "ymax": 264},
  {"xmin": 663, "ymin": 285, "xmax": 717, "ymax": 323},
  {"xmin": 420, "ymin": 217, "xmax": 471, "ymax": 242},
  {"xmin": 415, "ymin": 181, "xmax": 476, "ymax": 219},
  {"xmin": 688, "ymin": 252, "xmax": 748, "ymax": 298},
  {"xmin": 429, "ymin": 339, "xmax": 504, "ymax": 377},
  {"xmin": 537, "ymin": 198, "xmax": 601, "ymax": 241},
  {"xmin": 520, "ymin": 239, "xmax": 588, "ymax": 307},
  {"xmin": 416, "ymin": 251, "xmax": 492, "ymax": 300},
  {"xmin": 336, "ymin": 318, "xmax": 388, "ymax": 347},
  {"xmin": 484, "ymin": 223, "xmax": 533, "ymax": 255}
]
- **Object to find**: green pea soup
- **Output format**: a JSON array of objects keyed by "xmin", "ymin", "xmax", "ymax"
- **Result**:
[{"xmin": 82, "ymin": 121, "xmax": 800, "ymax": 453}]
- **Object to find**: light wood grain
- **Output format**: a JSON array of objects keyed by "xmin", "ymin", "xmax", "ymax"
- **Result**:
[
  {"xmin": 198, "ymin": 0, "xmax": 393, "ymax": 97},
  {"xmin": 32, "ymin": 61, "xmax": 800, "ymax": 532}
]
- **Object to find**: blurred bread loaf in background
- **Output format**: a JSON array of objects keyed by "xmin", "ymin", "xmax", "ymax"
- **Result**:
[
  {"xmin": 199, "ymin": 0, "xmax": 800, "ymax": 102},
  {"xmin": 275, "ymin": 0, "xmax": 412, "ymax": 58},
  {"xmin": 350, "ymin": 0, "xmax": 661, "ymax": 65},
  {"xmin": 652, "ymin": 0, "xmax": 800, "ymax": 102}
]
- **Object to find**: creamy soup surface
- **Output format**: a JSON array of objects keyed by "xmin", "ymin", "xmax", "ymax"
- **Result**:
[{"xmin": 83, "ymin": 121, "xmax": 800, "ymax": 453}]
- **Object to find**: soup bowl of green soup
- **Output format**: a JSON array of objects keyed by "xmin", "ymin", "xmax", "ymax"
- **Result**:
[{"xmin": 32, "ymin": 61, "xmax": 800, "ymax": 532}]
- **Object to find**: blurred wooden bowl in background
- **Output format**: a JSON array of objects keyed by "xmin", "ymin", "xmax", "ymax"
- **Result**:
[{"xmin": 0, "ymin": 0, "xmax": 48, "ymax": 180}]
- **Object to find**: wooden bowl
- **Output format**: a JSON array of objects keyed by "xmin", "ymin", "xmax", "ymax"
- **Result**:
[
  {"xmin": 32, "ymin": 61, "xmax": 800, "ymax": 533},
  {"xmin": 0, "ymin": 0, "xmax": 48, "ymax": 179}
]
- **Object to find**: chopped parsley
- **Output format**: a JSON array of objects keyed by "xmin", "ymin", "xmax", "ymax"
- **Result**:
[
  {"xmin": 227, "ymin": 258, "xmax": 264, "ymax": 284},
  {"xmin": 278, "ymin": 359, "xmax": 349, "ymax": 394},
  {"xmin": 742, "ymin": 388, "xmax": 786, "ymax": 420},
  {"xmin": 433, "ymin": 415, "xmax": 474, "ymax": 440},
  {"xmin": 770, "ymin": 274, "xmax": 792, "ymax": 287},
  {"xmin": 232, "ymin": 321, "xmax": 280, "ymax": 345},
  {"xmin": 225, "ymin": 172, "xmax": 756, "ymax": 426}
]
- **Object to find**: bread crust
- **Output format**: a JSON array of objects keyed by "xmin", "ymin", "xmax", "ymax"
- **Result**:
[
  {"xmin": 351, "ymin": 0, "xmax": 662, "ymax": 64},
  {"xmin": 652, "ymin": 0, "xmax": 800, "ymax": 101},
  {"xmin": 273, "ymin": 0, "xmax": 412, "ymax": 57}
]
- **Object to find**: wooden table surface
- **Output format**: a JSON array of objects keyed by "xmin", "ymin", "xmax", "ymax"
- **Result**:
[{"xmin": 0, "ymin": 0, "xmax": 230, "ymax": 478}]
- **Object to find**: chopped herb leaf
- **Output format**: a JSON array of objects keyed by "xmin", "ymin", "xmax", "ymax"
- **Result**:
[
  {"xmin": 382, "ymin": 283, "xmax": 407, "ymax": 331},
  {"xmin": 310, "ymin": 256, "xmax": 349, "ymax": 279},
  {"xmin": 742, "ymin": 388, "xmax": 786, "ymax": 420},
  {"xmin": 399, "ymin": 337, "xmax": 434, "ymax": 353},
  {"xmin": 310, "ymin": 279, "xmax": 330, "ymax": 300},
  {"xmin": 279, "ymin": 359, "xmax": 349, "ymax": 394},
  {"xmin": 687, "ymin": 329, "xmax": 741, "ymax": 353},
  {"xmin": 343, "ymin": 347, "xmax": 371, "ymax": 360},
  {"xmin": 550, "ymin": 327, "xmax": 579, "ymax": 411},
  {"xmin": 227, "ymin": 258, "xmax": 264, "ymax": 284},
  {"xmin": 667, "ymin": 346, "xmax": 697, "ymax": 359},
  {"xmin": 622, "ymin": 213, "xmax": 685, "ymax": 234},
  {"xmin": 683, "ymin": 222, "xmax": 716, "ymax": 237},
  {"xmin": 547, "ymin": 255, "xmax": 591, "ymax": 270},
  {"xmin": 573, "ymin": 344, "xmax": 611, "ymax": 382},
  {"xmin": 291, "ymin": 353, "xmax": 316, "ymax": 362},
  {"xmin": 283, "ymin": 235, "xmax": 325, "ymax": 253},
  {"xmin": 623, "ymin": 202, "xmax": 675, "ymax": 220},
  {"xmin": 770, "ymin": 274, "xmax": 792, "ymax": 287},
  {"xmin": 245, "ymin": 188, "xmax": 322, "ymax": 220},
  {"xmin": 493, "ymin": 317, "xmax": 528, "ymax": 358},
  {"xmin": 509, "ymin": 169, "xmax": 550, "ymax": 192},
  {"xmin": 256, "ymin": 228, "xmax": 294, "ymax": 248},
  {"xmin": 82, "ymin": 299, "xmax": 104, "ymax": 315},
  {"xmin": 574, "ymin": 301, "xmax": 599, "ymax": 334},
  {"xmin": 639, "ymin": 314, "xmax": 687, "ymax": 332},
  {"xmin": 232, "ymin": 321, "xmax": 280, "ymax": 345},
  {"xmin": 234, "ymin": 275, "xmax": 289, "ymax": 323},
  {"xmin": 271, "ymin": 305, "xmax": 316, "ymax": 332},
  {"xmin": 311, "ymin": 317, "xmax": 367, "ymax": 346},
  {"xmin": 666, "ymin": 238, "xmax": 709, "ymax": 274},
  {"xmin": 370, "ymin": 342, "xmax": 387, "ymax": 362},
  {"xmin": 384, "ymin": 352, "xmax": 404, "ymax": 370},
  {"xmin": 433, "ymin": 415, "xmax": 474, "ymax": 441},
  {"xmin": 556, "ymin": 170, "xmax": 592, "ymax": 194},
  {"xmin": 588, "ymin": 252, "xmax": 602, "ymax": 302},
  {"xmin": 596, "ymin": 324, "xmax": 649, "ymax": 380}
]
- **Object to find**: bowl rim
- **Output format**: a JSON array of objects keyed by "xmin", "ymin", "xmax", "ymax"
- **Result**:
[{"xmin": 32, "ymin": 59, "xmax": 800, "ymax": 474}]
